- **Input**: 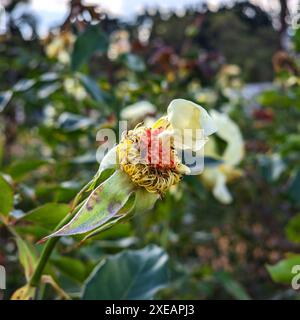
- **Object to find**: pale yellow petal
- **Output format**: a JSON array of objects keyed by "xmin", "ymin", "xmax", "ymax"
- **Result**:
[
  {"xmin": 167, "ymin": 99, "xmax": 217, "ymax": 138},
  {"xmin": 99, "ymin": 145, "xmax": 118, "ymax": 171},
  {"xmin": 213, "ymin": 171, "xmax": 233, "ymax": 204},
  {"xmin": 210, "ymin": 110, "xmax": 244, "ymax": 166}
]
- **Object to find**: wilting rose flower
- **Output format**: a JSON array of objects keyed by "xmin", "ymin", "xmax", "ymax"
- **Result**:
[
  {"xmin": 103, "ymin": 99, "xmax": 217, "ymax": 192},
  {"xmin": 43, "ymin": 99, "xmax": 217, "ymax": 241},
  {"xmin": 201, "ymin": 110, "xmax": 244, "ymax": 204}
]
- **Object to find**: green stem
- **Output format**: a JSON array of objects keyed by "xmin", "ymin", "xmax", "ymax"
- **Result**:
[
  {"xmin": 29, "ymin": 203, "xmax": 83, "ymax": 287},
  {"xmin": 29, "ymin": 238, "xmax": 59, "ymax": 287},
  {"xmin": 28, "ymin": 171, "xmax": 104, "ymax": 289},
  {"xmin": 37, "ymin": 282, "xmax": 46, "ymax": 300}
]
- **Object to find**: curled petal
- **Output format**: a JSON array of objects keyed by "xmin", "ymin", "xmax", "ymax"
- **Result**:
[
  {"xmin": 210, "ymin": 110, "xmax": 244, "ymax": 166},
  {"xmin": 202, "ymin": 165, "xmax": 241, "ymax": 204},
  {"xmin": 167, "ymin": 99, "xmax": 217, "ymax": 142},
  {"xmin": 159, "ymin": 128, "xmax": 208, "ymax": 152}
]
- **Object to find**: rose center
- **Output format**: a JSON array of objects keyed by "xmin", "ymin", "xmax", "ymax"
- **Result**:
[{"xmin": 140, "ymin": 128, "xmax": 175, "ymax": 169}]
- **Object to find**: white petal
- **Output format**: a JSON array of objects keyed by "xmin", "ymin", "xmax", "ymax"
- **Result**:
[
  {"xmin": 167, "ymin": 99, "xmax": 217, "ymax": 138},
  {"xmin": 213, "ymin": 172, "xmax": 233, "ymax": 204},
  {"xmin": 210, "ymin": 110, "xmax": 244, "ymax": 166},
  {"xmin": 99, "ymin": 145, "xmax": 118, "ymax": 171}
]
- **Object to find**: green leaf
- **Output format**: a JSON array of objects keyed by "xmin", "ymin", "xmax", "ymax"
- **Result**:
[
  {"xmin": 39, "ymin": 72, "xmax": 59, "ymax": 82},
  {"xmin": 71, "ymin": 25, "xmax": 108, "ymax": 71},
  {"xmin": 51, "ymin": 256, "xmax": 89, "ymax": 283},
  {"xmin": 21, "ymin": 203, "xmax": 70, "ymax": 230},
  {"xmin": 285, "ymin": 213, "xmax": 300, "ymax": 243},
  {"xmin": 0, "ymin": 175, "xmax": 14, "ymax": 216},
  {"xmin": 0, "ymin": 91, "xmax": 12, "ymax": 112},
  {"xmin": 57, "ymin": 112, "xmax": 95, "ymax": 132},
  {"xmin": 293, "ymin": 28, "xmax": 300, "ymax": 53},
  {"xmin": 36, "ymin": 181, "xmax": 80, "ymax": 203},
  {"xmin": 267, "ymin": 255, "xmax": 300, "ymax": 284},
  {"xmin": 44, "ymin": 171, "xmax": 135, "ymax": 238},
  {"xmin": 81, "ymin": 193, "xmax": 136, "ymax": 241},
  {"xmin": 78, "ymin": 74, "xmax": 105, "ymax": 103},
  {"xmin": 13, "ymin": 79, "xmax": 36, "ymax": 92},
  {"xmin": 289, "ymin": 171, "xmax": 300, "ymax": 205},
  {"xmin": 37, "ymin": 82, "xmax": 60, "ymax": 99},
  {"xmin": 5, "ymin": 159, "xmax": 52, "ymax": 181},
  {"xmin": 89, "ymin": 237, "xmax": 138, "ymax": 249},
  {"xmin": 258, "ymin": 90, "xmax": 297, "ymax": 108},
  {"xmin": 16, "ymin": 225, "xmax": 51, "ymax": 239},
  {"xmin": 16, "ymin": 235, "xmax": 38, "ymax": 281},
  {"xmin": 83, "ymin": 222, "xmax": 132, "ymax": 242},
  {"xmin": 82, "ymin": 245, "xmax": 169, "ymax": 300},
  {"xmin": 82, "ymin": 189, "xmax": 159, "ymax": 241},
  {"xmin": 258, "ymin": 154, "xmax": 285, "ymax": 182},
  {"xmin": 281, "ymin": 134, "xmax": 300, "ymax": 156},
  {"xmin": 215, "ymin": 271, "xmax": 251, "ymax": 300},
  {"xmin": 134, "ymin": 189, "xmax": 158, "ymax": 213}
]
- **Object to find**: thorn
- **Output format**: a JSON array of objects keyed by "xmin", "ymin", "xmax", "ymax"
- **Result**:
[{"xmin": 36, "ymin": 237, "xmax": 48, "ymax": 245}]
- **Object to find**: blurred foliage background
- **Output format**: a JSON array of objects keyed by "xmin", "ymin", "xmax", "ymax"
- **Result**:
[{"xmin": 1, "ymin": 0, "xmax": 300, "ymax": 300}]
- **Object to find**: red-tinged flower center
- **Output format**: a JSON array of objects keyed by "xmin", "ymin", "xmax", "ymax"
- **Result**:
[
  {"xmin": 140, "ymin": 128, "xmax": 175, "ymax": 169},
  {"xmin": 117, "ymin": 126, "xmax": 183, "ymax": 195}
]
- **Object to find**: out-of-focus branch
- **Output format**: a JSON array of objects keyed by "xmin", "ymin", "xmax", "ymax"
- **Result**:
[
  {"xmin": 61, "ymin": 0, "xmax": 103, "ymax": 32},
  {"xmin": 279, "ymin": 0, "xmax": 289, "ymax": 35}
]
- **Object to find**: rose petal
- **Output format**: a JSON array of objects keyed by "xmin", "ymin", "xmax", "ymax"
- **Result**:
[
  {"xmin": 99, "ymin": 145, "xmax": 118, "ymax": 171},
  {"xmin": 210, "ymin": 110, "xmax": 244, "ymax": 166},
  {"xmin": 213, "ymin": 172, "xmax": 233, "ymax": 204},
  {"xmin": 167, "ymin": 99, "xmax": 217, "ymax": 139}
]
